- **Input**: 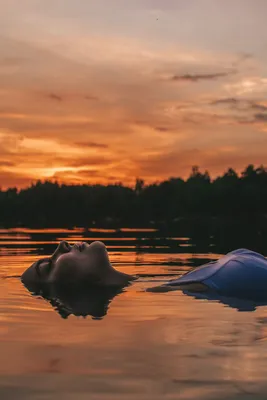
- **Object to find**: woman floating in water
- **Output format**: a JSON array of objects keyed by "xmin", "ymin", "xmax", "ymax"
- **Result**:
[
  {"xmin": 22, "ymin": 243, "xmax": 267, "ymax": 303},
  {"xmin": 21, "ymin": 241, "xmax": 134, "ymax": 319},
  {"xmin": 21, "ymin": 240, "xmax": 136, "ymax": 291}
]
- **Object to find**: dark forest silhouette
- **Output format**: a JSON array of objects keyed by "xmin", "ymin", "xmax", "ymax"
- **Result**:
[{"xmin": 1, "ymin": 164, "xmax": 267, "ymax": 228}]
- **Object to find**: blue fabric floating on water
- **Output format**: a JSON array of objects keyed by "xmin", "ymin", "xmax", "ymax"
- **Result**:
[{"xmin": 166, "ymin": 248, "xmax": 267, "ymax": 301}]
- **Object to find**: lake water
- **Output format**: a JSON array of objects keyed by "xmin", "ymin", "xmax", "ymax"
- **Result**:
[{"xmin": 2, "ymin": 228, "xmax": 267, "ymax": 400}]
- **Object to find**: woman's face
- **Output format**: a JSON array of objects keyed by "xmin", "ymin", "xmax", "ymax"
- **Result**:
[{"xmin": 21, "ymin": 240, "xmax": 111, "ymax": 287}]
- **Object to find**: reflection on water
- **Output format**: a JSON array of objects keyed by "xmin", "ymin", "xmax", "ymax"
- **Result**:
[
  {"xmin": 2, "ymin": 228, "xmax": 267, "ymax": 399},
  {"xmin": 183, "ymin": 290, "xmax": 267, "ymax": 312},
  {"xmin": 26, "ymin": 285, "xmax": 126, "ymax": 320}
]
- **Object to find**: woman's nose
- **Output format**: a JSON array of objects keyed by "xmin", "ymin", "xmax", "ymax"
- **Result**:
[{"xmin": 56, "ymin": 241, "xmax": 71, "ymax": 253}]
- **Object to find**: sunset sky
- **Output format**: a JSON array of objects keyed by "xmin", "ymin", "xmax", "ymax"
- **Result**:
[{"xmin": 1, "ymin": 0, "xmax": 267, "ymax": 188}]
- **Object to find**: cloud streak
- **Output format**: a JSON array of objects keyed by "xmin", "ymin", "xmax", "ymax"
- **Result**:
[
  {"xmin": 210, "ymin": 98, "xmax": 267, "ymax": 122},
  {"xmin": 48, "ymin": 93, "xmax": 63, "ymax": 101},
  {"xmin": 74, "ymin": 141, "xmax": 109, "ymax": 149},
  {"xmin": 253, "ymin": 113, "xmax": 267, "ymax": 122},
  {"xmin": 171, "ymin": 71, "xmax": 234, "ymax": 82}
]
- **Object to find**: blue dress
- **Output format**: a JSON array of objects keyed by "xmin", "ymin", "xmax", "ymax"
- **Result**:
[{"xmin": 166, "ymin": 249, "xmax": 267, "ymax": 300}]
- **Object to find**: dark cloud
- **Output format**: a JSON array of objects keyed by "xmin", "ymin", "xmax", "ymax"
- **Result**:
[
  {"xmin": 47, "ymin": 93, "xmax": 99, "ymax": 102},
  {"xmin": 171, "ymin": 71, "xmax": 233, "ymax": 82},
  {"xmin": 254, "ymin": 113, "xmax": 267, "ymax": 122},
  {"xmin": 154, "ymin": 126, "xmax": 169, "ymax": 132},
  {"xmin": 74, "ymin": 141, "xmax": 109, "ymax": 149},
  {"xmin": 47, "ymin": 93, "xmax": 63, "ymax": 101},
  {"xmin": 237, "ymin": 112, "xmax": 267, "ymax": 125},
  {"xmin": 211, "ymin": 98, "xmax": 267, "ymax": 113},
  {"xmin": 211, "ymin": 98, "xmax": 239, "ymax": 106}
]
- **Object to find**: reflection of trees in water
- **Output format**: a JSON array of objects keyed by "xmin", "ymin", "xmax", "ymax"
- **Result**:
[{"xmin": 31, "ymin": 216, "xmax": 267, "ymax": 259}]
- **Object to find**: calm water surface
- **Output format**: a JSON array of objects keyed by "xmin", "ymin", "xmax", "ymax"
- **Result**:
[{"xmin": 2, "ymin": 228, "xmax": 267, "ymax": 400}]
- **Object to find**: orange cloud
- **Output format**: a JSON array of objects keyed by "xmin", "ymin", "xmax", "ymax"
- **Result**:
[{"xmin": 0, "ymin": 32, "xmax": 266, "ymax": 188}]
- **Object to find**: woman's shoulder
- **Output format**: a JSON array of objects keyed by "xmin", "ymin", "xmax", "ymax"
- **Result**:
[{"xmin": 226, "ymin": 248, "xmax": 266, "ymax": 261}]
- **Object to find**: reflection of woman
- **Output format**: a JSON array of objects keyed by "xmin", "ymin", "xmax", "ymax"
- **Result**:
[
  {"xmin": 148, "ymin": 249, "xmax": 267, "ymax": 301},
  {"xmin": 36, "ymin": 285, "xmax": 124, "ymax": 319}
]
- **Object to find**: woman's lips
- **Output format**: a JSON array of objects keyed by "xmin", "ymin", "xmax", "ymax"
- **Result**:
[
  {"xmin": 74, "ymin": 242, "xmax": 85, "ymax": 252},
  {"xmin": 79, "ymin": 242, "xmax": 85, "ymax": 251}
]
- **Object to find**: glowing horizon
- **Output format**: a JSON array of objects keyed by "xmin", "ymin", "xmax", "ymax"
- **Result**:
[{"xmin": 1, "ymin": 0, "xmax": 267, "ymax": 189}]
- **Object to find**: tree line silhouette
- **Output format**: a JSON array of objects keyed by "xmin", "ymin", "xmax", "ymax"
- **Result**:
[{"xmin": 1, "ymin": 164, "xmax": 267, "ymax": 228}]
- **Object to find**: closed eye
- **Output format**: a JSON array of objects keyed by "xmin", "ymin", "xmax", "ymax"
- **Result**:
[{"xmin": 35, "ymin": 257, "xmax": 53, "ymax": 278}]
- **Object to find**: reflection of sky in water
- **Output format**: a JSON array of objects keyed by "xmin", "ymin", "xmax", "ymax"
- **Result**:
[{"xmin": 2, "ymin": 229, "xmax": 267, "ymax": 399}]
